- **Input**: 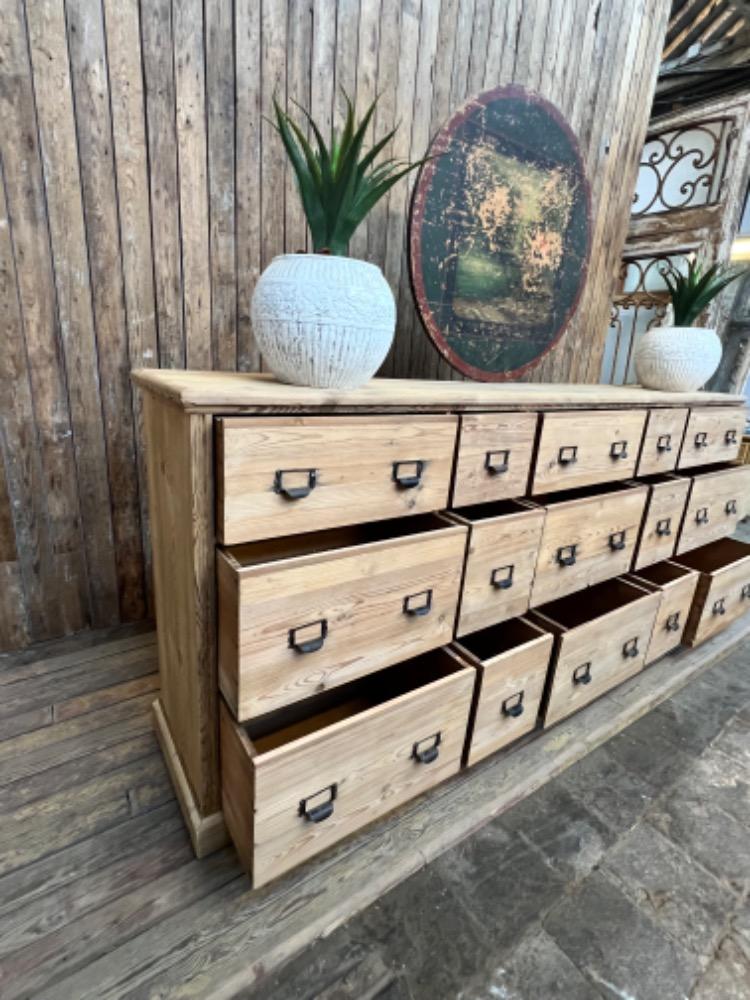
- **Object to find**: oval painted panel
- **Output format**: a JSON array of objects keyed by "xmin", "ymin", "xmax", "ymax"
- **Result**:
[{"xmin": 409, "ymin": 85, "xmax": 591, "ymax": 381}]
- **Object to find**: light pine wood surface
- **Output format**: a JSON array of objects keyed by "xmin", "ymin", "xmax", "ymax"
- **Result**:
[
  {"xmin": 677, "ymin": 406, "xmax": 746, "ymax": 469},
  {"xmin": 676, "ymin": 464, "xmax": 750, "ymax": 554},
  {"xmin": 452, "ymin": 413, "xmax": 538, "ymax": 506},
  {"xmin": 627, "ymin": 562, "xmax": 699, "ymax": 664},
  {"xmin": 632, "ymin": 475, "xmax": 691, "ymax": 570},
  {"xmin": 678, "ymin": 539, "xmax": 750, "ymax": 646},
  {"xmin": 636, "ymin": 407, "xmax": 689, "ymax": 476}
]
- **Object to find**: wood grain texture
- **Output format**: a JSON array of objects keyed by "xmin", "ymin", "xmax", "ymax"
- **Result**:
[
  {"xmin": 631, "ymin": 475, "xmax": 691, "ymax": 570},
  {"xmin": 636, "ymin": 407, "xmax": 689, "ymax": 477},
  {"xmin": 142, "ymin": 394, "xmax": 218, "ymax": 815},
  {"xmin": 677, "ymin": 406, "xmax": 746, "ymax": 470},
  {"xmin": 675, "ymin": 464, "xmax": 750, "ymax": 554},
  {"xmin": 217, "ymin": 414, "xmax": 458, "ymax": 544},
  {"xmin": 0, "ymin": 0, "xmax": 710, "ymax": 649},
  {"xmin": 219, "ymin": 517, "xmax": 467, "ymax": 718},
  {"xmin": 677, "ymin": 538, "xmax": 750, "ymax": 646},
  {"xmin": 452, "ymin": 413, "xmax": 538, "ymax": 506},
  {"xmin": 627, "ymin": 562, "xmax": 699, "ymax": 664}
]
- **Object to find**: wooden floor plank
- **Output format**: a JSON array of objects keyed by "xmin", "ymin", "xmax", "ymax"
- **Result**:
[{"xmin": 0, "ymin": 624, "xmax": 155, "ymax": 680}]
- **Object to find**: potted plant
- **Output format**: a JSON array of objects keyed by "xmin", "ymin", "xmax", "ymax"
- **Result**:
[
  {"xmin": 251, "ymin": 95, "xmax": 428, "ymax": 389},
  {"xmin": 634, "ymin": 257, "xmax": 746, "ymax": 392}
]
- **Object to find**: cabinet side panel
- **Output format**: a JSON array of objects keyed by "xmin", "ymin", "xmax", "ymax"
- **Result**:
[{"xmin": 143, "ymin": 392, "xmax": 219, "ymax": 814}]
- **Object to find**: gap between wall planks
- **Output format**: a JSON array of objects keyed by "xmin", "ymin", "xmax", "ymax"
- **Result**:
[{"xmin": 0, "ymin": 0, "xmax": 671, "ymax": 652}]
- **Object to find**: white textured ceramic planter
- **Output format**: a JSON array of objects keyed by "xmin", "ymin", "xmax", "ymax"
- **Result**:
[
  {"xmin": 634, "ymin": 326, "xmax": 722, "ymax": 393},
  {"xmin": 250, "ymin": 254, "xmax": 396, "ymax": 390}
]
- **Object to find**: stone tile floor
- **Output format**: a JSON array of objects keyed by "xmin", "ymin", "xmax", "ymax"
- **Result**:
[{"xmin": 254, "ymin": 644, "xmax": 750, "ymax": 1000}]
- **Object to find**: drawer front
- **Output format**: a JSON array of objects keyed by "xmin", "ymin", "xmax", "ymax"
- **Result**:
[
  {"xmin": 633, "ymin": 478, "xmax": 690, "ymax": 570},
  {"xmin": 636, "ymin": 408, "xmax": 688, "ymax": 476},
  {"xmin": 247, "ymin": 666, "xmax": 475, "ymax": 886},
  {"xmin": 643, "ymin": 572, "xmax": 699, "ymax": 664},
  {"xmin": 217, "ymin": 415, "xmax": 458, "ymax": 544},
  {"xmin": 452, "ymin": 412, "xmax": 537, "ymax": 506},
  {"xmin": 531, "ymin": 409, "xmax": 647, "ymax": 493},
  {"xmin": 465, "ymin": 632, "xmax": 553, "ymax": 766},
  {"xmin": 457, "ymin": 508, "xmax": 545, "ymax": 636},
  {"xmin": 684, "ymin": 556, "xmax": 750, "ymax": 647},
  {"xmin": 676, "ymin": 465, "xmax": 750, "ymax": 554},
  {"xmin": 677, "ymin": 407, "xmax": 745, "ymax": 470},
  {"xmin": 543, "ymin": 590, "xmax": 660, "ymax": 727},
  {"xmin": 530, "ymin": 486, "xmax": 648, "ymax": 606},
  {"xmin": 219, "ymin": 525, "xmax": 467, "ymax": 719}
]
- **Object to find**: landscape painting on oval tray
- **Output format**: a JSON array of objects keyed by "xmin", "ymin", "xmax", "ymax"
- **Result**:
[{"xmin": 410, "ymin": 85, "xmax": 591, "ymax": 381}]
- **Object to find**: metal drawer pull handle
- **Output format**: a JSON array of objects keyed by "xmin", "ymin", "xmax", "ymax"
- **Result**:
[
  {"xmin": 573, "ymin": 662, "xmax": 592, "ymax": 685},
  {"xmin": 274, "ymin": 468, "xmax": 318, "ymax": 500},
  {"xmin": 501, "ymin": 692, "xmax": 525, "ymax": 718},
  {"xmin": 490, "ymin": 565, "xmax": 514, "ymax": 590},
  {"xmin": 485, "ymin": 449, "xmax": 510, "ymax": 475},
  {"xmin": 623, "ymin": 637, "xmax": 639, "ymax": 659},
  {"xmin": 288, "ymin": 619, "xmax": 328, "ymax": 654},
  {"xmin": 666, "ymin": 612, "xmax": 681, "ymax": 632},
  {"xmin": 694, "ymin": 431, "xmax": 709, "ymax": 448},
  {"xmin": 695, "ymin": 507, "xmax": 709, "ymax": 525},
  {"xmin": 656, "ymin": 518, "xmax": 672, "ymax": 537},
  {"xmin": 392, "ymin": 459, "xmax": 424, "ymax": 489},
  {"xmin": 726, "ymin": 429, "xmax": 738, "ymax": 445},
  {"xmin": 610, "ymin": 440, "xmax": 628, "ymax": 460},
  {"xmin": 726, "ymin": 499, "xmax": 738, "ymax": 516},
  {"xmin": 412, "ymin": 731, "xmax": 441, "ymax": 765},
  {"xmin": 558, "ymin": 445, "xmax": 578, "ymax": 466},
  {"xmin": 656, "ymin": 434, "xmax": 672, "ymax": 453},
  {"xmin": 609, "ymin": 530, "xmax": 627, "ymax": 551},
  {"xmin": 712, "ymin": 598, "xmax": 726, "ymax": 616},
  {"xmin": 741, "ymin": 584, "xmax": 750, "ymax": 600},
  {"xmin": 403, "ymin": 589, "xmax": 433, "ymax": 616},
  {"xmin": 556, "ymin": 543, "xmax": 578, "ymax": 567},
  {"xmin": 299, "ymin": 784, "xmax": 337, "ymax": 823}
]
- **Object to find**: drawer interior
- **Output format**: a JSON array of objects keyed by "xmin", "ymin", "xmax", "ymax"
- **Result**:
[
  {"xmin": 244, "ymin": 648, "xmax": 467, "ymax": 753},
  {"xmin": 223, "ymin": 512, "xmax": 455, "ymax": 568},
  {"xmin": 535, "ymin": 577, "xmax": 647, "ymax": 631},
  {"xmin": 675, "ymin": 537, "xmax": 750, "ymax": 574},
  {"xmin": 633, "ymin": 473, "xmax": 680, "ymax": 488},
  {"xmin": 532, "ymin": 480, "xmax": 638, "ymax": 508},
  {"xmin": 453, "ymin": 499, "xmax": 533, "ymax": 523},
  {"xmin": 457, "ymin": 617, "xmax": 545, "ymax": 664},
  {"xmin": 632, "ymin": 561, "xmax": 695, "ymax": 588},
  {"xmin": 675, "ymin": 461, "xmax": 741, "ymax": 481}
]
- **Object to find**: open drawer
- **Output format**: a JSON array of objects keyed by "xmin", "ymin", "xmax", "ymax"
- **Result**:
[
  {"xmin": 529, "ymin": 482, "xmax": 648, "ymax": 605},
  {"xmin": 529, "ymin": 578, "xmax": 660, "ymax": 727},
  {"xmin": 451, "ymin": 412, "xmax": 538, "ymax": 506},
  {"xmin": 448, "ymin": 500, "xmax": 545, "ymax": 636},
  {"xmin": 453, "ymin": 617, "xmax": 553, "ymax": 765},
  {"xmin": 627, "ymin": 561, "xmax": 699, "ymax": 664},
  {"xmin": 630, "ymin": 474, "xmax": 691, "ymax": 570},
  {"xmin": 674, "ymin": 538, "xmax": 750, "ymax": 647},
  {"xmin": 218, "ymin": 513, "xmax": 467, "ymax": 719},
  {"xmin": 220, "ymin": 649, "xmax": 475, "ymax": 886}
]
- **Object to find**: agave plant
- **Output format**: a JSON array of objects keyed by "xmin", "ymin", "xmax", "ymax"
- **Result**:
[
  {"xmin": 271, "ymin": 93, "xmax": 429, "ymax": 256},
  {"xmin": 662, "ymin": 257, "xmax": 746, "ymax": 327}
]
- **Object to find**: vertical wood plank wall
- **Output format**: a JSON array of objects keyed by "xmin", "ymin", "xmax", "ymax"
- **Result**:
[{"xmin": 0, "ymin": 0, "xmax": 670, "ymax": 651}]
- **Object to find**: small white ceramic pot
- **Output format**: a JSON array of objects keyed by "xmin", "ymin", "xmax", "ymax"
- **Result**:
[
  {"xmin": 250, "ymin": 254, "xmax": 396, "ymax": 389},
  {"xmin": 634, "ymin": 326, "xmax": 722, "ymax": 392}
]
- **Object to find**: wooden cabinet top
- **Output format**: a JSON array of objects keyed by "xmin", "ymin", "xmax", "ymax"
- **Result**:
[{"xmin": 131, "ymin": 369, "xmax": 745, "ymax": 413}]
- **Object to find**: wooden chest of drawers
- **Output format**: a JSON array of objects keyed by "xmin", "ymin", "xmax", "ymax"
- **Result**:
[{"xmin": 133, "ymin": 370, "xmax": 746, "ymax": 882}]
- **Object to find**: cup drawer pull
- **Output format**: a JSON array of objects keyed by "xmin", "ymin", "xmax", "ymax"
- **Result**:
[
  {"xmin": 694, "ymin": 431, "xmax": 709, "ymax": 448},
  {"xmin": 610, "ymin": 440, "xmax": 628, "ymax": 460},
  {"xmin": 485, "ymin": 449, "xmax": 510, "ymax": 475},
  {"xmin": 392, "ymin": 460, "xmax": 424, "ymax": 489},
  {"xmin": 403, "ymin": 589, "xmax": 433, "ymax": 617},
  {"xmin": 288, "ymin": 619, "xmax": 328, "ymax": 654},
  {"xmin": 712, "ymin": 598, "xmax": 726, "ymax": 616},
  {"xmin": 656, "ymin": 518, "xmax": 672, "ymax": 537},
  {"xmin": 622, "ymin": 637, "xmax": 639, "ymax": 658},
  {"xmin": 726, "ymin": 499, "xmax": 738, "ymax": 516},
  {"xmin": 274, "ymin": 468, "xmax": 318, "ymax": 500},
  {"xmin": 609, "ymin": 530, "xmax": 627, "ymax": 551},
  {"xmin": 490, "ymin": 565, "xmax": 514, "ymax": 590},
  {"xmin": 412, "ymin": 732, "xmax": 441, "ymax": 765},
  {"xmin": 299, "ymin": 784, "xmax": 337, "ymax": 823},
  {"xmin": 556, "ymin": 544, "xmax": 578, "ymax": 567},
  {"xmin": 695, "ymin": 507, "xmax": 709, "ymax": 525},
  {"xmin": 573, "ymin": 662, "xmax": 592, "ymax": 685},
  {"xmin": 656, "ymin": 434, "xmax": 672, "ymax": 453},
  {"xmin": 665, "ymin": 611, "xmax": 681, "ymax": 632},
  {"xmin": 557, "ymin": 445, "xmax": 578, "ymax": 466},
  {"xmin": 501, "ymin": 692, "xmax": 525, "ymax": 718},
  {"xmin": 726, "ymin": 429, "xmax": 738, "ymax": 445}
]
